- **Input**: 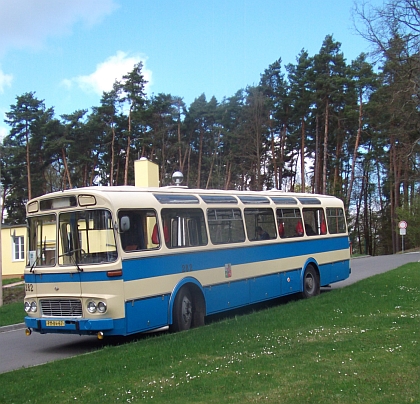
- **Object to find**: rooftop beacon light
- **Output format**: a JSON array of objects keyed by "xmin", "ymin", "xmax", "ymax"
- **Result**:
[{"xmin": 172, "ymin": 171, "xmax": 184, "ymax": 186}]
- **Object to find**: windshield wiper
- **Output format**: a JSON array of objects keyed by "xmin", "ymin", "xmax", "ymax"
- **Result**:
[
  {"xmin": 60, "ymin": 249, "xmax": 84, "ymax": 272},
  {"xmin": 29, "ymin": 258, "xmax": 37, "ymax": 273}
]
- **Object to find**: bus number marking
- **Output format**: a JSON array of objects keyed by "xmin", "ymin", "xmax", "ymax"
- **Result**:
[
  {"xmin": 182, "ymin": 264, "xmax": 193, "ymax": 272},
  {"xmin": 25, "ymin": 284, "xmax": 34, "ymax": 292}
]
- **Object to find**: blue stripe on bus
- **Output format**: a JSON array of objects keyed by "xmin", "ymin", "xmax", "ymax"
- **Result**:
[
  {"xmin": 24, "ymin": 235, "xmax": 349, "ymax": 285},
  {"xmin": 121, "ymin": 236, "xmax": 348, "ymax": 281},
  {"xmin": 24, "ymin": 272, "xmax": 82, "ymax": 284}
]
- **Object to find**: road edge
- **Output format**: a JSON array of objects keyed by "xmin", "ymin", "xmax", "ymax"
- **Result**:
[{"xmin": 0, "ymin": 323, "xmax": 26, "ymax": 333}]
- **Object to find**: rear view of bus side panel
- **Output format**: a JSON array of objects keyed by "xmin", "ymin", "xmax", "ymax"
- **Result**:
[{"xmin": 319, "ymin": 260, "xmax": 350, "ymax": 286}]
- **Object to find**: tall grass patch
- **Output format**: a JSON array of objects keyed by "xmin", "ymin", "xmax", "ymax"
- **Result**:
[{"xmin": 0, "ymin": 263, "xmax": 419, "ymax": 403}]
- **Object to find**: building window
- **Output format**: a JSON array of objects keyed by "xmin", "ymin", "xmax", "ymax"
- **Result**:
[{"xmin": 13, "ymin": 236, "xmax": 25, "ymax": 261}]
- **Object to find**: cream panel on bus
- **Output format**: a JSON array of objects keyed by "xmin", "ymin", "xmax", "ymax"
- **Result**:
[
  {"xmin": 29, "ymin": 281, "xmax": 82, "ymax": 298},
  {"xmin": 25, "ymin": 280, "xmax": 126, "ymax": 320},
  {"xmin": 82, "ymin": 280, "xmax": 125, "ymax": 319}
]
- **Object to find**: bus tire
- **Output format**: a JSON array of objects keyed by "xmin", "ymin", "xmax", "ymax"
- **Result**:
[
  {"xmin": 171, "ymin": 286, "xmax": 194, "ymax": 332},
  {"xmin": 301, "ymin": 265, "xmax": 320, "ymax": 298}
]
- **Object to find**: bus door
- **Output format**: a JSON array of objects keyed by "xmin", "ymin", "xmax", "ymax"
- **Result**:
[
  {"xmin": 58, "ymin": 210, "xmax": 117, "ymax": 295},
  {"xmin": 56, "ymin": 212, "xmax": 85, "ymax": 297}
]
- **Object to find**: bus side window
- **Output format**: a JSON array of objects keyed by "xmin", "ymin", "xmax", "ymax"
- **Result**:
[
  {"xmin": 244, "ymin": 208, "xmax": 276, "ymax": 241},
  {"xmin": 119, "ymin": 210, "xmax": 158, "ymax": 251},
  {"xmin": 302, "ymin": 208, "xmax": 327, "ymax": 236},
  {"xmin": 161, "ymin": 208, "xmax": 208, "ymax": 248},
  {"xmin": 326, "ymin": 207, "xmax": 346, "ymax": 234},
  {"xmin": 151, "ymin": 224, "xmax": 159, "ymax": 244},
  {"xmin": 207, "ymin": 208, "xmax": 245, "ymax": 244},
  {"xmin": 276, "ymin": 208, "xmax": 303, "ymax": 238},
  {"xmin": 151, "ymin": 223, "xmax": 170, "ymax": 244}
]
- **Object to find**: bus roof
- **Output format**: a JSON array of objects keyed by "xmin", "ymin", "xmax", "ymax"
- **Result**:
[{"xmin": 26, "ymin": 185, "xmax": 344, "ymax": 214}]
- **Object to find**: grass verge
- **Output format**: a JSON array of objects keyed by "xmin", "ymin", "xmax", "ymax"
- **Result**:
[
  {"xmin": 0, "ymin": 301, "xmax": 25, "ymax": 327},
  {"xmin": 0, "ymin": 263, "xmax": 419, "ymax": 403},
  {"xmin": 2, "ymin": 278, "xmax": 22, "ymax": 286},
  {"xmin": 1, "ymin": 278, "xmax": 25, "ymax": 326}
]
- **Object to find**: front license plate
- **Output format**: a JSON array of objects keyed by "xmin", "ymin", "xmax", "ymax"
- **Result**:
[{"xmin": 46, "ymin": 320, "xmax": 65, "ymax": 327}]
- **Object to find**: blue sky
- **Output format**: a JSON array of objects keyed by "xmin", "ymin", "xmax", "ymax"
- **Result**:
[{"xmin": 0, "ymin": 0, "xmax": 381, "ymax": 141}]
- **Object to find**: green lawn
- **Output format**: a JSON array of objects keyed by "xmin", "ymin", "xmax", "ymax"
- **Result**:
[
  {"xmin": 1, "ymin": 278, "xmax": 25, "ymax": 326},
  {"xmin": 0, "ymin": 264, "xmax": 419, "ymax": 403},
  {"xmin": 0, "ymin": 301, "xmax": 24, "ymax": 326}
]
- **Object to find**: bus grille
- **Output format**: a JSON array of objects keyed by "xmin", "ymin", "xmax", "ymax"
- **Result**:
[{"xmin": 41, "ymin": 299, "xmax": 83, "ymax": 317}]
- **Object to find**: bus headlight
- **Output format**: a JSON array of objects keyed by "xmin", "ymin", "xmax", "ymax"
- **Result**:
[
  {"xmin": 87, "ymin": 301, "xmax": 97, "ymax": 313},
  {"xmin": 97, "ymin": 301, "xmax": 107, "ymax": 313},
  {"xmin": 25, "ymin": 301, "xmax": 37, "ymax": 313},
  {"xmin": 87, "ymin": 300, "xmax": 107, "ymax": 314}
]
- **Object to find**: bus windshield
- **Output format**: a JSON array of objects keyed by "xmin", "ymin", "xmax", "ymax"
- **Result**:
[
  {"xmin": 58, "ymin": 210, "xmax": 117, "ymax": 265},
  {"xmin": 27, "ymin": 210, "xmax": 117, "ymax": 268}
]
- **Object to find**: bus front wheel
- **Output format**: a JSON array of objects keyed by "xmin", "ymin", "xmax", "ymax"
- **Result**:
[
  {"xmin": 301, "ymin": 265, "xmax": 320, "ymax": 298},
  {"xmin": 171, "ymin": 286, "xmax": 194, "ymax": 332}
]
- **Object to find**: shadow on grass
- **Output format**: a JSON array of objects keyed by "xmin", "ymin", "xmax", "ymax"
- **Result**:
[
  {"xmin": 95, "ymin": 293, "xmax": 303, "ymax": 349},
  {"xmin": 33, "ymin": 289, "xmax": 333, "ymax": 356}
]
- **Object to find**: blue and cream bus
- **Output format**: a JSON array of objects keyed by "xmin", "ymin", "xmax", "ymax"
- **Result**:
[{"xmin": 24, "ymin": 182, "xmax": 350, "ymax": 338}]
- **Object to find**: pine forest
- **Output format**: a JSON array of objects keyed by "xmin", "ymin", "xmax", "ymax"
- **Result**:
[{"xmin": 2, "ymin": 1, "xmax": 420, "ymax": 256}]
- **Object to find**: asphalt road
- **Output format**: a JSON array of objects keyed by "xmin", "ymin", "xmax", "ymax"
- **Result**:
[
  {"xmin": 1, "ymin": 252, "xmax": 419, "ymax": 374},
  {"xmin": 331, "ymin": 251, "xmax": 420, "ymax": 288}
]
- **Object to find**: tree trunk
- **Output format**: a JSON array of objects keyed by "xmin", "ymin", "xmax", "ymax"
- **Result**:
[
  {"xmin": 300, "ymin": 116, "xmax": 305, "ymax": 192},
  {"xmin": 224, "ymin": 160, "xmax": 232, "ymax": 190},
  {"xmin": 346, "ymin": 91, "xmax": 363, "ymax": 208},
  {"xmin": 62, "ymin": 148, "xmax": 72, "ymax": 188},
  {"xmin": 178, "ymin": 109, "xmax": 183, "ymax": 172},
  {"xmin": 278, "ymin": 123, "xmax": 286, "ymax": 189},
  {"xmin": 206, "ymin": 131, "xmax": 222, "ymax": 189},
  {"xmin": 124, "ymin": 106, "xmax": 132, "ymax": 185},
  {"xmin": 314, "ymin": 114, "xmax": 320, "ymax": 193},
  {"xmin": 355, "ymin": 177, "xmax": 363, "ymax": 253},
  {"xmin": 270, "ymin": 121, "xmax": 278, "ymax": 189},
  {"xmin": 110, "ymin": 123, "xmax": 115, "ymax": 186},
  {"xmin": 25, "ymin": 125, "xmax": 32, "ymax": 200},
  {"xmin": 197, "ymin": 127, "xmax": 204, "ymax": 188},
  {"xmin": 322, "ymin": 98, "xmax": 329, "ymax": 194},
  {"xmin": 334, "ymin": 120, "xmax": 343, "ymax": 196}
]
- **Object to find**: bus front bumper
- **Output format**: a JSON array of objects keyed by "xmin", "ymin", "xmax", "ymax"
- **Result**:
[{"xmin": 25, "ymin": 316, "xmax": 114, "ymax": 335}]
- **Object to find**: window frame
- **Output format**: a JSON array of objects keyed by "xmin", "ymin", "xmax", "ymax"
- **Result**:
[
  {"xmin": 244, "ymin": 207, "xmax": 276, "ymax": 241},
  {"xmin": 207, "ymin": 208, "xmax": 246, "ymax": 245},
  {"xmin": 276, "ymin": 208, "xmax": 304, "ymax": 238},
  {"xmin": 12, "ymin": 235, "xmax": 25, "ymax": 262},
  {"xmin": 326, "ymin": 207, "xmax": 347, "ymax": 234},
  {"xmin": 161, "ymin": 208, "xmax": 208, "ymax": 249}
]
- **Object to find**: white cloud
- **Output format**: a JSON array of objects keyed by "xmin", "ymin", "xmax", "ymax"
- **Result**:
[
  {"xmin": 0, "ymin": 67, "xmax": 13, "ymax": 93},
  {"xmin": 0, "ymin": 0, "xmax": 118, "ymax": 55},
  {"xmin": 64, "ymin": 51, "xmax": 153, "ymax": 96}
]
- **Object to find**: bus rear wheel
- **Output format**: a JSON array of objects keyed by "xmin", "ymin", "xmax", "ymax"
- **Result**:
[
  {"xmin": 301, "ymin": 265, "xmax": 320, "ymax": 298},
  {"xmin": 171, "ymin": 287, "xmax": 194, "ymax": 332}
]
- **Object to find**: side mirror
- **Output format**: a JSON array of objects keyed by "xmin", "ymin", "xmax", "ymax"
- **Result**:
[{"xmin": 120, "ymin": 216, "xmax": 130, "ymax": 232}]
